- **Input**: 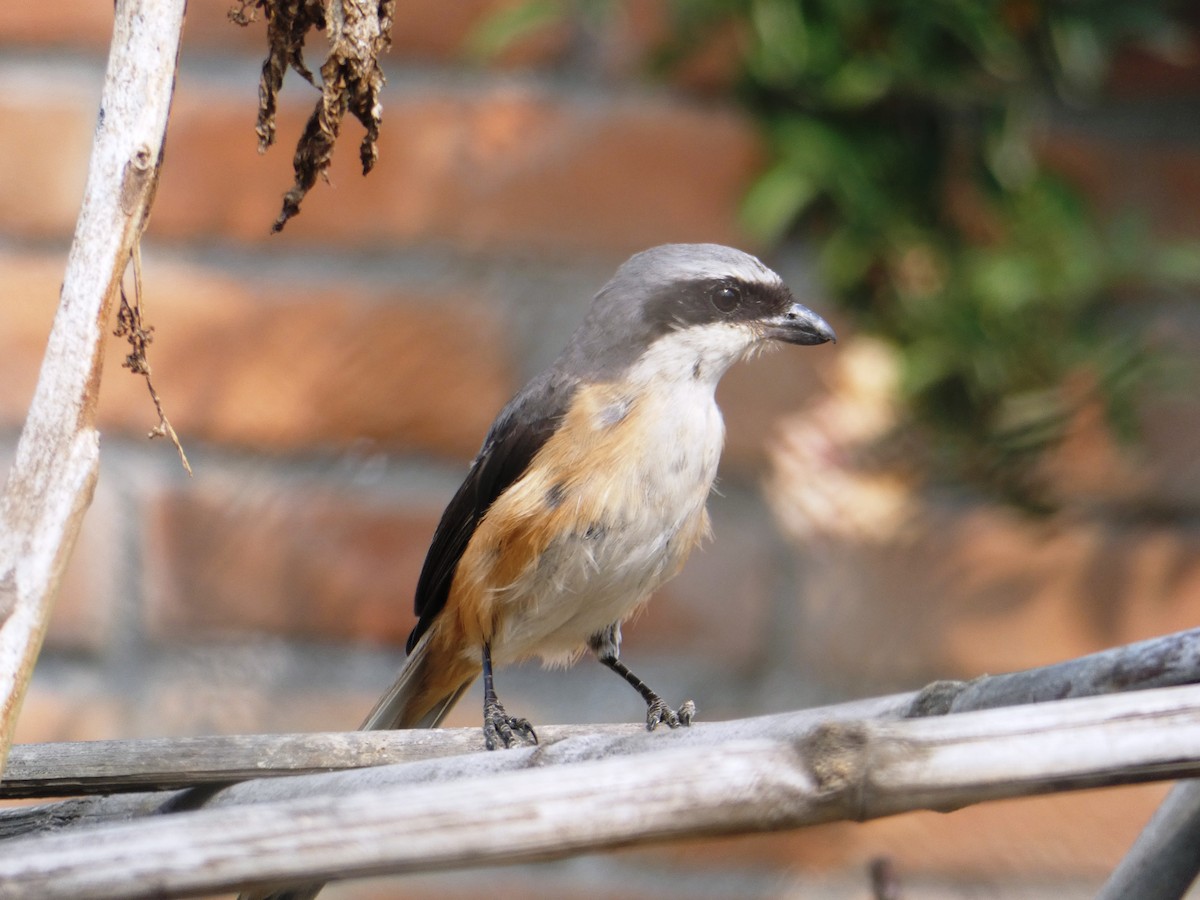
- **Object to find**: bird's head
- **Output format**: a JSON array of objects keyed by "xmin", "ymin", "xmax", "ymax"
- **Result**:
[{"xmin": 563, "ymin": 243, "xmax": 836, "ymax": 387}]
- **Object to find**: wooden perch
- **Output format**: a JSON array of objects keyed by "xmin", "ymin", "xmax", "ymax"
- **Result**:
[
  {"xmin": 1097, "ymin": 778, "xmax": 1200, "ymax": 900},
  {"xmin": 0, "ymin": 695, "xmax": 908, "ymax": 838},
  {"xmin": 4, "ymin": 625, "xmax": 1196, "ymax": 803},
  {"xmin": 0, "ymin": 0, "xmax": 185, "ymax": 771},
  {"xmin": 0, "ymin": 684, "xmax": 1196, "ymax": 899},
  {"xmin": 905, "ymin": 624, "xmax": 1200, "ymax": 716},
  {"xmin": 0, "ymin": 698, "xmax": 907, "ymax": 801}
]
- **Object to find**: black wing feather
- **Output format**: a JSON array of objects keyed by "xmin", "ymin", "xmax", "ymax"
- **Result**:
[{"xmin": 405, "ymin": 377, "xmax": 574, "ymax": 653}]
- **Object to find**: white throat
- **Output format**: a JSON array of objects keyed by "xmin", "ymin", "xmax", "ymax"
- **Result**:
[{"xmin": 626, "ymin": 321, "xmax": 761, "ymax": 391}]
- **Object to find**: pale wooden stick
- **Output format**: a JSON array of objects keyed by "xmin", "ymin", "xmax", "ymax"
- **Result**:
[
  {"xmin": 6, "ymin": 624, "xmax": 1198, "ymax": 801},
  {"xmin": 0, "ymin": 0, "xmax": 186, "ymax": 770},
  {"xmin": 0, "ymin": 685, "xmax": 1197, "ymax": 899},
  {"xmin": 906, "ymin": 625, "xmax": 1200, "ymax": 716},
  {"xmin": 1097, "ymin": 778, "xmax": 1200, "ymax": 900},
  {"xmin": 0, "ymin": 695, "xmax": 907, "ymax": 807}
]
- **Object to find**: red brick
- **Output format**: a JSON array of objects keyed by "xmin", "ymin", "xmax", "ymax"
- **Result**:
[
  {"xmin": 0, "ymin": 3, "xmax": 114, "ymax": 48},
  {"xmin": 0, "ymin": 257, "xmax": 60, "ymax": 422},
  {"xmin": 0, "ymin": 0, "xmax": 568, "ymax": 66},
  {"xmin": 47, "ymin": 478, "xmax": 120, "ymax": 653},
  {"xmin": 600, "ymin": 0, "xmax": 741, "ymax": 92},
  {"xmin": 143, "ymin": 478, "xmax": 440, "ymax": 646},
  {"xmin": 387, "ymin": 0, "xmax": 569, "ymax": 67},
  {"xmin": 133, "ymin": 683, "xmax": 381, "ymax": 737},
  {"xmin": 766, "ymin": 336, "xmax": 1200, "ymax": 688},
  {"xmin": 1008, "ymin": 311, "xmax": 1200, "ymax": 513},
  {"xmin": 1033, "ymin": 371, "xmax": 1156, "ymax": 511},
  {"xmin": 151, "ymin": 83, "xmax": 762, "ymax": 256},
  {"xmin": 0, "ymin": 65, "xmax": 761, "ymax": 256},
  {"xmin": 12, "ymin": 686, "xmax": 123, "ymax": 744},
  {"xmin": 0, "ymin": 252, "xmax": 516, "ymax": 458},
  {"xmin": 0, "ymin": 78, "xmax": 761, "ymax": 257},
  {"xmin": 935, "ymin": 513, "xmax": 1200, "ymax": 675},
  {"xmin": 20, "ymin": 681, "xmax": 390, "ymax": 741},
  {"xmin": 773, "ymin": 487, "xmax": 1200, "ymax": 688},
  {"xmin": 0, "ymin": 97, "xmax": 92, "ymax": 240}
]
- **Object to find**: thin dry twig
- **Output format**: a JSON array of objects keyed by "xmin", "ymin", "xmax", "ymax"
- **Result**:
[
  {"xmin": 113, "ymin": 245, "xmax": 191, "ymax": 475},
  {"xmin": 231, "ymin": 0, "xmax": 396, "ymax": 231}
]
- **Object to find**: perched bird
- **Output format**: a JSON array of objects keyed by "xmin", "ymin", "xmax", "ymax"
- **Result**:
[
  {"xmin": 363, "ymin": 243, "xmax": 835, "ymax": 749},
  {"xmin": 236, "ymin": 244, "xmax": 833, "ymax": 900}
]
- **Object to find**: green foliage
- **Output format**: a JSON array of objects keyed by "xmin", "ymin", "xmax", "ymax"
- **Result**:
[
  {"xmin": 653, "ymin": 0, "xmax": 1192, "ymax": 505},
  {"xmin": 473, "ymin": 0, "xmax": 1195, "ymax": 505},
  {"xmin": 464, "ymin": 0, "xmax": 566, "ymax": 62}
]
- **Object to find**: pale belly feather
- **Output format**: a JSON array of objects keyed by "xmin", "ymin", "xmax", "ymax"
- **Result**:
[{"xmin": 489, "ymin": 381, "xmax": 725, "ymax": 665}]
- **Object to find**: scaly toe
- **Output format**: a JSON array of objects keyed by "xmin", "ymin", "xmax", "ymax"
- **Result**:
[
  {"xmin": 483, "ymin": 703, "xmax": 538, "ymax": 750},
  {"xmin": 677, "ymin": 699, "xmax": 696, "ymax": 726},
  {"xmin": 645, "ymin": 698, "xmax": 679, "ymax": 731},
  {"xmin": 645, "ymin": 697, "xmax": 697, "ymax": 731}
]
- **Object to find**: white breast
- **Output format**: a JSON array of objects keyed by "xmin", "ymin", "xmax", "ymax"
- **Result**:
[{"xmin": 491, "ymin": 323, "xmax": 755, "ymax": 665}]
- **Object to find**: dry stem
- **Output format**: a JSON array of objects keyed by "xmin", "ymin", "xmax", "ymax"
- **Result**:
[{"xmin": 113, "ymin": 245, "xmax": 191, "ymax": 475}]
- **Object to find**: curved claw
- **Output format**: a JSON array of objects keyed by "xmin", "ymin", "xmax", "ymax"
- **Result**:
[
  {"xmin": 645, "ymin": 697, "xmax": 696, "ymax": 731},
  {"xmin": 483, "ymin": 701, "xmax": 538, "ymax": 751}
]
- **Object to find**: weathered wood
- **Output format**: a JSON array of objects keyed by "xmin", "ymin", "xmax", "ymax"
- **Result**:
[
  {"xmin": 7, "ymin": 627, "xmax": 1197, "ymax": 801},
  {"xmin": 906, "ymin": 626, "xmax": 1200, "ymax": 716},
  {"xmin": 0, "ymin": 695, "xmax": 908, "ymax": 807},
  {"xmin": 0, "ymin": 684, "xmax": 1197, "ymax": 899},
  {"xmin": 0, "ymin": 0, "xmax": 186, "ymax": 770},
  {"xmin": 1097, "ymin": 778, "xmax": 1200, "ymax": 900}
]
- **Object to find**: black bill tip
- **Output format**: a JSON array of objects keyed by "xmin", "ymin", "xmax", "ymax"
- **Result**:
[{"xmin": 765, "ymin": 302, "xmax": 837, "ymax": 346}]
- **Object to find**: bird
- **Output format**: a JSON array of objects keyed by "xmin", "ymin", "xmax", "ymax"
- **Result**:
[
  {"xmin": 235, "ymin": 245, "xmax": 834, "ymax": 900},
  {"xmin": 362, "ymin": 243, "xmax": 836, "ymax": 750}
]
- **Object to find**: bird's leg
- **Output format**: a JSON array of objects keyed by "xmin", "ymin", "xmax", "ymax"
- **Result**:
[
  {"xmin": 481, "ymin": 642, "xmax": 537, "ymax": 750},
  {"xmin": 589, "ymin": 624, "xmax": 695, "ymax": 730}
]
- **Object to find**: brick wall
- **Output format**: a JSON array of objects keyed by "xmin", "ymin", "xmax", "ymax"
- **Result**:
[{"xmin": 1, "ymin": 3, "xmax": 1199, "ymax": 897}]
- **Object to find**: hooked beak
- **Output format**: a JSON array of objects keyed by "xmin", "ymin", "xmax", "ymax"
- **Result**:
[{"xmin": 763, "ymin": 301, "xmax": 837, "ymax": 346}]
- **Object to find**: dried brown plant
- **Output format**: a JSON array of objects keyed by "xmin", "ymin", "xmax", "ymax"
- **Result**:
[{"xmin": 230, "ymin": 0, "xmax": 396, "ymax": 231}]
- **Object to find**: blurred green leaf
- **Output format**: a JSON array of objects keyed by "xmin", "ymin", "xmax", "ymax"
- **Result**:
[
  {"xmin": 1151, "ymin": 242, "xmax": 1200, "ymax": 285},
  {"xmin": 624, "ymin": 0, "xmax": 1192, "ymax": 505},
  {"xmin": 465, "ymin": 0, "xmax": 566, "ymax": 62},
  {"xmin": 740, "ymin": 163, "xmax": 819, "ymax": 242}
]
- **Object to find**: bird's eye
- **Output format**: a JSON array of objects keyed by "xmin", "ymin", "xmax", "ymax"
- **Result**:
[{"xmin": 712, "ymin": 284, "xmax": 742, "ymax": 313}]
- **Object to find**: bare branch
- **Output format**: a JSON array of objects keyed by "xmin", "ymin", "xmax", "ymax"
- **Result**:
[
  {"xmin": 0, "ymin": 722, "xmax": 648, "ymax": 799},
  {"xmin": 905, "ymin": 625, "xmax": 1200, "ymax": 716},
  {"xmin": 0, "ymin": 696, "xmax": 907, "ymax": 841},
  {"xmin": 0, "ymin": 685, "xmax": 1196, "ymax": 900},
  {"xmin": 6, "ymin": 626, "xmax": 1195, "ymax": 802},
  {"xmin": 1098, "ymin": 778, "xmax": 1200, "ymax": 900},
  {"xmin": 0, "ymin": 0, "xmax": 185, "ymax": 770}
]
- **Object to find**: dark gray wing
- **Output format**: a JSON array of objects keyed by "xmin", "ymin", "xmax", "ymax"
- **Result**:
[{"xmin": 406, "ymin": 374, "xmax": 575, "ymax": 653}]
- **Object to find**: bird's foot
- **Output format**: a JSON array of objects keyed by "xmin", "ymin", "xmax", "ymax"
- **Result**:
[
  {"xmin": 483, "ymin": 698, "xmax": 538, "ymax": 751},
  {"xmin": 645, "ymin": 696, "xmax": 696, "ymax": 731}
]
